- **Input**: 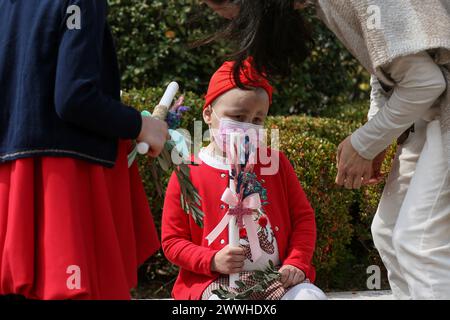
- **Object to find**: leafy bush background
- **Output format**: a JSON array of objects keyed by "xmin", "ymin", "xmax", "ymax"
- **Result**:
[{"xmin": 108, "ymin": 0, "xmax": 370, "ymax": 115}]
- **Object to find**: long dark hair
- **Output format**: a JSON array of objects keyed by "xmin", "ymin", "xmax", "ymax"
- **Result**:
[{"xmin": 200, "ymin": 0, "xmax": 313, "ymax": 87}]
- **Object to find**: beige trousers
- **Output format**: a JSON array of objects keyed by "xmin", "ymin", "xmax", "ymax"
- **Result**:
[{"xmin": 371, "ymin": 119, "xmax": 450, "ymax": 299}]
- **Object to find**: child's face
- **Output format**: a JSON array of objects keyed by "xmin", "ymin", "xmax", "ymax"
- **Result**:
[
  {"xmin": 203, "ymin": 87, "xmax": 270, "ymax": 132},
  {"xmin": 203, "ymin": 87, "xmax": 270, "ymax": 153}
]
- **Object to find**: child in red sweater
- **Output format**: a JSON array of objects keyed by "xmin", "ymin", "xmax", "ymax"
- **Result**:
[{"xmin": 162, "ymin": 59, "xmax": 326, "ymax": 300}]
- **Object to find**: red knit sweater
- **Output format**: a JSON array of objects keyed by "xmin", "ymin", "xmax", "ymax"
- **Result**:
[{"xmin": 161, "ymin": 150, "xmax": 317, "ymax": 300}]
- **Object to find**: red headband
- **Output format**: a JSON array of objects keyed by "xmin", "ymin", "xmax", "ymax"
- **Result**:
[{"xmin": 203, "ymin": 58, "xmax": 273, "ymax": 110}]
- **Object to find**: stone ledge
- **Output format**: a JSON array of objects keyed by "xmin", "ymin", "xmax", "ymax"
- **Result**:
[
  {"xmin": 142, "ymin": 290, "xmax": 394, "ymax": 301},
  {"xmin": 327, "ymin": 290, "xmax": 393, "ymax": 300}
]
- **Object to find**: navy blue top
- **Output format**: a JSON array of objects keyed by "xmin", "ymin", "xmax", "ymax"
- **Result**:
[{"xmin": 0, "ymin": 0, "xmax": 142, "ymax": 167}]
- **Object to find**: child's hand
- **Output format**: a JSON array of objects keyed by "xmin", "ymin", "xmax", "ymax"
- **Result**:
[
  {"xmin": 137, "ymin": 116, "xmax": 169, "ymax": 158},
  {"xmin": 279, "ymin": 265, "xmax": 306, "ymax": 288},
  {"xmin": 211, "ymin": 245, "xmax": 246, "ymax": 275}
]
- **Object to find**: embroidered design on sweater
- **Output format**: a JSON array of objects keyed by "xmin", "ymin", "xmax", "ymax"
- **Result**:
[{"xmin": 240, "ymin": 213, "xmax": 276, "ymax": 262}]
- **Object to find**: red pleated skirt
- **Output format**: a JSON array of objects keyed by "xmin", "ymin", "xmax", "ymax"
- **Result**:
[{"xmin": 0, "ymin": 140, "xmax": 160, "ymax": 300}]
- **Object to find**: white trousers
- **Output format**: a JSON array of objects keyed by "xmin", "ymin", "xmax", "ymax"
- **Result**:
[
  {"xmin": 371, "ymin": 119, "xmax": 450, "ymax": 299},
  {"xmin": 280, "ymin": 283, "xmax": 328, "ymax": 300},
  {"xmin": 208, "ymin": 282, "xmax": 327, "ymax": 300}
]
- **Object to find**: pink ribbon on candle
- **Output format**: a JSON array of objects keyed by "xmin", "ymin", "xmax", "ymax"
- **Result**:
[{"xmin": 206, "ymin": 188, "xmax": 262, "ymax": 262}]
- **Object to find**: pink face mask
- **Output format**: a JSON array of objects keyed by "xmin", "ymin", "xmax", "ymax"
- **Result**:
[{"xmin": 210, "ymin": 108, "xmax": 264, "ymax": 153}]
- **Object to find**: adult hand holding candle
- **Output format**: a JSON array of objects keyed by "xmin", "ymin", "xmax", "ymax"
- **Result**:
[
  {"xmin": 137, "ymin": 82, "xmax": 179, "ymax": 155},
  {"xmin": 136, "ymin": 112, "xmax": 169, "ymax": 158},
  {"xmin": 129, "ymin": 81, "xmax": 205, "ymax": 228}
]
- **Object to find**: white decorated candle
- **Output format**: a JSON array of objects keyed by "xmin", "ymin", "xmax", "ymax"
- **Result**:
[
  {"xmin": 159, "ymin": 82, "xmax": 179, "ymax": 107},
  {"xmin": 137, "ymin": 82, "xmax": 179, "ymax": 155},
  {"xmin": 228, "ymin": 132, "xmax": 242, "ymax": 288}
]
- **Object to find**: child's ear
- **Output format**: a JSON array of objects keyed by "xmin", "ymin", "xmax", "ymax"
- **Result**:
[{"xmin": 203, "ymin": 106, "xmax": 213, "ymax": 125}]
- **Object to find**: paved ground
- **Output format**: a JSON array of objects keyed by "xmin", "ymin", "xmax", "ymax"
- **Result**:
[
  {"xmin": 327, "ymin": 290, "xmax": 393, "ymax": 300},
  {"xmin": 145, "ymin": 290, "xmax": 394, "ymax": 300}
]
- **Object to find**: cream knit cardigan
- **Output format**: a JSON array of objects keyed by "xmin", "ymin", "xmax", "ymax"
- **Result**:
[{"xmin": 315, "ymin": 0, "xmax": 450, "ymax": 166}]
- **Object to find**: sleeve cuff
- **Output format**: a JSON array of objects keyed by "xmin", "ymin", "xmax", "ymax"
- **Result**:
[
  {"xmin": 113, "ymin": 103, "xmax": 142, "ymax": 139},
  {"xmin": 351, "ymin": 130, "xmax": 378, "ymax": 160},
  {"xmin": 201, "ymin": 249, "xmax": 221, "ymax": 277},
  {"xmin": 282, "ymin": 260, "xmax": 311, "ymax": 279}
]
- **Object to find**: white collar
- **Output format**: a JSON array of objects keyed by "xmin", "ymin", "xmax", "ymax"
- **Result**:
[{"xmin": 198, "ymin": 147, "xmax": 230, "ymax": 171}]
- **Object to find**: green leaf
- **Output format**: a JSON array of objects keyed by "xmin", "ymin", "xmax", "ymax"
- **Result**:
[{"xmin": 235, "ymin": 281, "xmax": 246, "ymax": 289}]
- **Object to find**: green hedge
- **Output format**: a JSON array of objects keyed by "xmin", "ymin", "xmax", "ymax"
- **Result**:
[
  {"xmin": 122, "ymin": 88, "xmax": 392, "ymax": 298},
  {"xmin": 108, "ymin": 0, "xmax": 371, "ymax": 115}
]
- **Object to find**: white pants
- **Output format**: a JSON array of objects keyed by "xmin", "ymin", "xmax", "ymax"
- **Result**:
[
  {"xmin": 208, "ymin": 282, "xmax": 327, "ymax": 300},
  {"xmin": 371, "ymin": 119, "xmax": 450, "ymax": 299},
  {"xmin": 280, "ymin": 283, "xmax": 328, "ymax": 300}
]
